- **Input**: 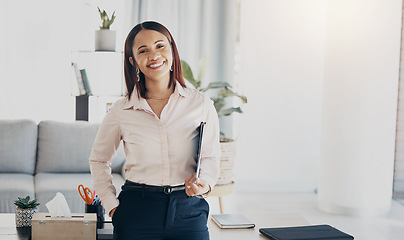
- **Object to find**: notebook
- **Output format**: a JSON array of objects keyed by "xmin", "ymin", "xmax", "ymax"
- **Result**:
[
  {"xmin": 211, "ymin": 214, "xmax": 255, "ymax": 229},
  {"xmin": 259, "ymin": 224, "xmax": 354, "ymax": 240}
]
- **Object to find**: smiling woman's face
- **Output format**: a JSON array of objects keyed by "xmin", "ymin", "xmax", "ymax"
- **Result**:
[{"xmin": 131, "ymin": 29, "xmax": 173, "ymax": 83}]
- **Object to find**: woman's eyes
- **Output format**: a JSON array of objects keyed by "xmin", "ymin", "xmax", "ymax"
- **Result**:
[{"xmin": 138, "ymin": 45, "xmax": 165, "ymax": 54}]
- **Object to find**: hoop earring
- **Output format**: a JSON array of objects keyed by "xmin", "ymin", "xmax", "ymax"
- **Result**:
[
  {"xmin": 170, "ymin": 65, "xmax": 173, "ymax": 72},
  {"xmin": 136, "ymin": 67, "xmax": 140, "ymax": 82}
]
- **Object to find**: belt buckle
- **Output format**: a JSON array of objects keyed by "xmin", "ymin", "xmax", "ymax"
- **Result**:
[{"xmin": 163, "ymin": 186, "xmax": 172, "ymax": 194}]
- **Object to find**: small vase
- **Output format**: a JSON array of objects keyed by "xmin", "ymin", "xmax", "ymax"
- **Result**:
[
  {"xmin": 95, "ymin": 29, "xmax": 116, "ymax": 51},
  {"xmin": 15, "ymin": 206, "xmax": 38, "ymax": 227}
]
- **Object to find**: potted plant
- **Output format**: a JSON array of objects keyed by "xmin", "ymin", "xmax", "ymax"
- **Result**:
[
  {"xmin": 181, "ymin": 59, "xmax": 247, "ymax": 186},
  {"xmin": 95, "ymin": 7, "xmax": 116, "ymax": 51},
  {"xmin": 14, "ymin": 196, "xmax": 40, "ymax": 227}
]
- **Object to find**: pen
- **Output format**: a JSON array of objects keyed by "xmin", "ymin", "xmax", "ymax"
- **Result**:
[{"xmin": 92, "ymin": 196, "xmax": 101, "ymax": 205}]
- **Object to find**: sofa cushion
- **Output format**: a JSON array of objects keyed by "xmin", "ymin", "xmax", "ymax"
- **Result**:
[
  {"xmin": 0, "ymin": 174, "xmax": 35, "ymax": 213},
  {"xmin": 36, "ymin": 120, "xmax": 125, "ymax": 173},
  {"xmin": 35, "ymin": 173, "xmax": 125, "ymax": 213},
  {"xmin": 0, "ymin": 119, "xmax": 37, "ymax": 174}
]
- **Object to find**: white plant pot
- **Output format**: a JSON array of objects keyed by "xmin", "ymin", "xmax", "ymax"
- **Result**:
[
  {"xmin": 95, "ymin": 29, "xmax": 116, "ymax": 51},
  {"xmin": 15, "ymin": 206, "xmax": 38, "ymax": 227}
]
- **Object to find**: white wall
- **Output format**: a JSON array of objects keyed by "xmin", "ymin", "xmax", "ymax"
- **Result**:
[
  {"xmin": 235, "ymin": 0, "xmax": 326, "ymax": 192},
  {"xmin": 318, "ymin": 0, "xmax": 402, "ymax": 216},
  {"xmin": 235, "ymin": 0, "xmax": 402, "ymax": 193},
  {"xmin": 0, "ymin": 0, "xmax": 128, "ymax": 123},
  {"xmin": 0, "ymin": 0, "xmax": 76, "ymax": 122}
]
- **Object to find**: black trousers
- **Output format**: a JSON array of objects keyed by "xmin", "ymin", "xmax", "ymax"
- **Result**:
[{"xmin": 112, "ymin": 182, "xmax": 210, "ymax": 240}]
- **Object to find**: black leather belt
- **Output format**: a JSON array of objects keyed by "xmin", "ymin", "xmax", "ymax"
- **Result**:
[{"xmin": 122, "ymin": 181, "xmax": 186, "ymax": 194}]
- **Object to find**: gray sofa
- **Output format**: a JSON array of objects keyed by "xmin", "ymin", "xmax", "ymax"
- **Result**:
[{"xmin": 0, "ymin": 119, "xmax": 125, "ymax": 213}]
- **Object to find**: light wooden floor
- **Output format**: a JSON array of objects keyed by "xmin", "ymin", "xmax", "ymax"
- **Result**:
[{"xmin": 206, "ymin": 192, "xmax": 404, "ymax": 240}]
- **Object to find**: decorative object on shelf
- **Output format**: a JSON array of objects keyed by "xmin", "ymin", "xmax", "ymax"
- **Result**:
[
  {"xmin": 72, "ymin": 62, "xmax": 86, "ymax": 95},
  {"xmin": 72, "ymin": 63, "xmax": 92, "ymax": 96},
  {"xmin": 181, "ymin": 59, "xmax": 247, "ymax": 186},
  {"xmin": 75, "ymin": 95, "xmax": 89, "ymax": 121},
  {"xmin": 14, "ymin": 196, "xmax": 40, "ymax": 227},
  {"xmin": 80, "ymin": 69, "xmax": 92, "ymax": 96},
  {"xmin": 95, "ymin": 7, "xmax": 116, "ymax": 51}
]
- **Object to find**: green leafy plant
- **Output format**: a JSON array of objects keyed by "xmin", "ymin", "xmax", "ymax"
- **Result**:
[
  {"xmin": 97, "ymin": 7, "xmax": 116, "ymax": 30},
  {"xmin": 14, "ymin": 196, "xmax": 40, "ymax": 209},
  {"xmin": 181, "ymin": 58, "xmax": 247, "ymax": 137}
]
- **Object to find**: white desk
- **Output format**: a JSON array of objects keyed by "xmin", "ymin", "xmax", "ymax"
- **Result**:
[
  {"xmin": 208, "ymin": 213, "xmax": 309, "ymax": 239},
  {"xmin": 0, "ymin": 213, "xmax": 29, "ymax": 239},
  {"xmin": 1, "ymin": 213, "xmax": 309, "ymax": 240}
]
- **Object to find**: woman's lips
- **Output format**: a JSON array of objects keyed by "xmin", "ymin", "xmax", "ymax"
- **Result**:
[{"xmin": 148, "ymin": 61, "xmax": 164, "ymax": 69}]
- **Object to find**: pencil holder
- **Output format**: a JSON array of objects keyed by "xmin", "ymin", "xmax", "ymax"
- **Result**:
[{"xmin": 85, "ymin": 204, "xmax": 104, "ymax": 229}]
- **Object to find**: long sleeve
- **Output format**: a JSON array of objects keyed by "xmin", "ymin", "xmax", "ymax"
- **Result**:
[
  {"xmin": 89, "ymin": 105, "xmax": 121, "ymax": 215},
  {"xmin": 199, "ymin": 95, "xmax": 221, "ymax": 188}
]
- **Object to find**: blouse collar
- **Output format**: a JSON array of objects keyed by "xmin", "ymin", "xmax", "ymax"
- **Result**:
[{"xmin": 122, "ymin": 82, "xmax": 187, "ymax": 110}]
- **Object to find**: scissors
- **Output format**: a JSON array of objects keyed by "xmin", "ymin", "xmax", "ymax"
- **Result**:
[{"xmin": 78, "ymin": 184, "xmax": 94, "ymax": 205}]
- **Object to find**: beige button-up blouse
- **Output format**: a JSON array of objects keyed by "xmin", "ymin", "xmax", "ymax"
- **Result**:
[{"xmin": 89, "ymin": 84, "xmax": 221, "ymax": 214}]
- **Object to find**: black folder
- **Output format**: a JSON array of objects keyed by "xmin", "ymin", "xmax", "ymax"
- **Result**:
[
  {"xmin": 194, "ymin": 122, "xmax": 206, "ymax": 182},
  {"xmin": 259, "ymin": 225, "xmax": 354, "ymax": 240}
]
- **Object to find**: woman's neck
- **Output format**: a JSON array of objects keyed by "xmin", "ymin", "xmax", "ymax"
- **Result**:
[{"xmin": 145, "ymin": 77, "xmax": 174, "ymax": 99}]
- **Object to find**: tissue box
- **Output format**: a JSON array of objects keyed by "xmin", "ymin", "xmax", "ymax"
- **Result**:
[{"xmin": 32, "ymin": 213, "xmax": 96, "ymax": 240}]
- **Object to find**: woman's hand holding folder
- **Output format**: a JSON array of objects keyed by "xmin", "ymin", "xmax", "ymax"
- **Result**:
[{"xmin": 185, "ymin": 173, "xmax": 210, "ymax": 197}]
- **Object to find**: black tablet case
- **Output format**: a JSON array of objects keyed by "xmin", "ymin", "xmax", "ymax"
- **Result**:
[{"xmin": 259, "ymin": 224, "xmax": 354, "ymax": 240}]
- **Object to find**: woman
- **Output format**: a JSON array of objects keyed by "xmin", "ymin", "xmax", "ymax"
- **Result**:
[{"xmin": 89, "ymin": 21, "xmax": 221, "ymax": 240}]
